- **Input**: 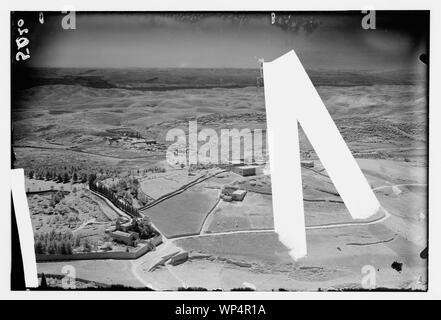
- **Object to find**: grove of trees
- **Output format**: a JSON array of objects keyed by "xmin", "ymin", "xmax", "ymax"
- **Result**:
[
  {"xmin": 89, "ymin": 180, "xmax": 140, "ymax": 217},
  {"xmin": 34, "ymin": 230, "xmax": 75, "ymax": 255}
]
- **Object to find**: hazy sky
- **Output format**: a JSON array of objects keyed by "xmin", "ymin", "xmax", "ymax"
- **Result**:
[{"xmin": 19, "ymin": 12, "xmax": 428, "ymax": 71}]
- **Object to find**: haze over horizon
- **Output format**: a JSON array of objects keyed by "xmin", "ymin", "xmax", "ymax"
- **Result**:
[{"xmin": 17, "ymin": 12, "xmax": 428, "ymax": 73}]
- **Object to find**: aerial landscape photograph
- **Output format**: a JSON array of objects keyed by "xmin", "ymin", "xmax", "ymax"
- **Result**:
[{"xmin": 11, "ymin": 11, "xmax": 428, "ymax": 291}]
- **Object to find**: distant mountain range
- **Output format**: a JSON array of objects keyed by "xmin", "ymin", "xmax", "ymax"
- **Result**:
[{"xmin": 12, "ymin": 66, "xmax": 426, "ymax": 91}]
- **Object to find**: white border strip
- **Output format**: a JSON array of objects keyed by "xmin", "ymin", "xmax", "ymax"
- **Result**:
[{"xmin": 10, "ymin": 169, "xmax": 38, "ymax": 288}]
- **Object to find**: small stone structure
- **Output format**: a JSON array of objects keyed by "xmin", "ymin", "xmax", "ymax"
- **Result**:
[
  {"xmin": 109, "ymin": 230, "xmax": 140, "ymax": 247},
  {"xmin": 234, "ymin": 165, "xmax": 258, "ymax": 176},
  {"xmin": 231, "ymin": 189, "xmax": 247, "ymax": 201},
  {"xmin": 300, "ymin": 160, "xmax": 314, "ymax": 168}
]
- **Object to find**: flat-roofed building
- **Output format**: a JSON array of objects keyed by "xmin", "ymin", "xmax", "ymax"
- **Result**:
[
  {"xmin": 234, "ymin": 165, "xmax": 258, "ymax": 177},
  {"xmin": 300, "ymin": 160, "xmax": 314, "ymax": 168},
  {"xmin": 109, "ymin": 230, "xmax": 139, "ymax": 247},
  {"xmin": 232, "ymin": 189, "xmax": 247, "ymax": 201}
]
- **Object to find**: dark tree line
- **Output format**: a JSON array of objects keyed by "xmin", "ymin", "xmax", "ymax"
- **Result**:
[
  {"xmin": 89, "ymin": 180, "xmax": 140, "ymax": 217},
  {"xmin": 27, "ymin": 168, "xmax": 93, "ymax": 184}
]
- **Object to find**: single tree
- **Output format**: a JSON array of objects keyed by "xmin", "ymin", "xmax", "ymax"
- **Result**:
[
  {"xmin": 40, "ymin": 273, "xmax": 48, "ymax": 289},
  {"xmin": 63, "ymin": 172, "xmax": 70, "ymax": 184}
]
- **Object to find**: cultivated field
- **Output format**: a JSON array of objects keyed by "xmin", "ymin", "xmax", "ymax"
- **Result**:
[
  {"xmin": 37, "ymin": 259, "xmax": 144, "ymax": 288},
  {"xmin": 140, "ymin": 169, "xmax": 198, "ymax": 199},
  {"xmin": 205, "ymin": 193, "xmax": 273, "ymax": 233},
  {"xmin": 141, "ymin": 186, "xmax": 219, "ymax": 238}
]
